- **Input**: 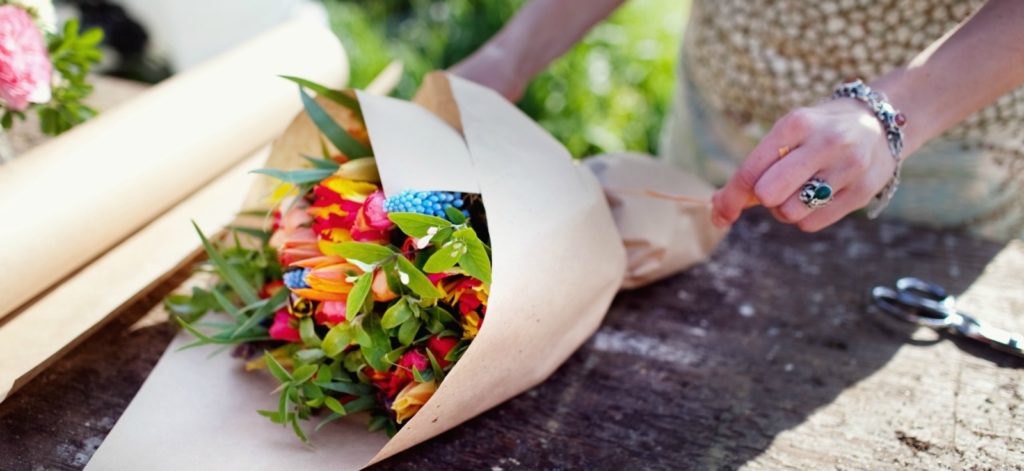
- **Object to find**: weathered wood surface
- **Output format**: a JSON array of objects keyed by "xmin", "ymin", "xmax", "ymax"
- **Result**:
[{"xmin": 1, "ymin": 209, "xmax": 1022, "ymax": 470}]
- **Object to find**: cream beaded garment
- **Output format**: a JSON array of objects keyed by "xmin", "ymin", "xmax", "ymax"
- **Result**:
[{"xmin": 662, "ymin": 0, "xmax": 1024, "ymax": 240}]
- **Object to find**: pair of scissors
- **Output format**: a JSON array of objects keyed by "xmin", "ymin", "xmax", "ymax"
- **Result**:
[{"xmin": 871, "ymin": 277, "xmax": 1024, "ymax": 359}]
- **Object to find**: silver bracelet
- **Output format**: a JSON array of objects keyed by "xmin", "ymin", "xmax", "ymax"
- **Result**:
[{"xmin": 831, "ymin": 78, "xmax": 907, "ymax": 219}]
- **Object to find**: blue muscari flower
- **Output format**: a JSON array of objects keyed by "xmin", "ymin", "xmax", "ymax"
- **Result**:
[
  {"xmin": 383, "ymin": 190, "xmax": 468, "ymax": 220},
  {"xmin": 283, "ymin": 268, "xmax": 311, "ymax": 290}
]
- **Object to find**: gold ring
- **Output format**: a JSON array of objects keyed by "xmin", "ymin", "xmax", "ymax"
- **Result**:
[{"xmin": 778, "ymin": 145, "xmax": 791, "ymax": 158}]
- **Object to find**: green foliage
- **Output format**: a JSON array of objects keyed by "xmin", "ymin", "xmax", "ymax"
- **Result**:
[
  {"xmin": 323, "ymin": 0, "xmax": 687, "ymax": 158},
  {"xmin": 2, "ymin": 19, "xmax": 104, "ymax": 135}
]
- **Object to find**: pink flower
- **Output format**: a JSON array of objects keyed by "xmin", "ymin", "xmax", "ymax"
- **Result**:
[
  {"xmin": 363, "ymin": 191, "xmax": 393, "ymax": 230},
  {"xmin": 0, "ymin": 5, "xmax": 51, "ymax": 111},
  {"xmin": 268, "ymin": 309, "xmax": 301, "ymax": 343},
  {"xmin": 314, "ymin": 301, "xmax": 346, "ymax": 327}
]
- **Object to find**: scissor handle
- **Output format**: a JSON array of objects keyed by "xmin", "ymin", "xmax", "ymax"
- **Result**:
[
  {"xmin": 895, "ymin": 277, "xmax": 949, "ymax": 301},
  {"xmin": 871, "ymin": 285, "xmax": 957, "ymax": 329}
]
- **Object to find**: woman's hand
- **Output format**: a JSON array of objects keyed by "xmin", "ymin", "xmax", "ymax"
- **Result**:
[
  {"xmin": 711, "ymin": 98, "xmax": 897, "ymax": 232},
  {"xmin": 450, "ymin": 44, "xmax": 528, "ymax": 102}
]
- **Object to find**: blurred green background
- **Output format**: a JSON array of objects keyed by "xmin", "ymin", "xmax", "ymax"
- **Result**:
[{"xmin": 324, "ymin": 0, "xmax": 689, "ymax": 158}]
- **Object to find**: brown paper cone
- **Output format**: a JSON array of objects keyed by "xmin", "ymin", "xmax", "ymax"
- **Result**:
[{"xmin": 88, "ymin": 73, "xmax": 723, "ymax": 469}]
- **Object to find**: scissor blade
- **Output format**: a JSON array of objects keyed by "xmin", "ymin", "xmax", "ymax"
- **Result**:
[{"xmin": 954, "ymin": 314, "xmax": 1024, "ymax": 359}]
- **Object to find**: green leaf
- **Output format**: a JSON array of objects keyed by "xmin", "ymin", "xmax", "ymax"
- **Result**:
[
  {"xmin": 347, "ymin": 272, "xmax": 374, "ymax": 319},
  {"xmin": 292, "ymin": 364, "xmax": 318, "ymax": 384},
  {"xmin": 302, "ymin": 382, "xmax": 324, "ymax": 402},
  {"xmin": 332, "ymin": 242, "xmax": 395, "ymax": 265},
  {"xmin": 323, "ymin": 396, "xmax": 347, "ymax": 416},
  {"xmin": 367, "ymin": 415, "xmax": 389, "ymax": 433},
  {"xmin": 294, "ymin": 348, "xmax": 325, "ymax": 363},
  {"xmin": 280, "ymin": 76, "xmax": 362, "ymax": 117},
  {"xmin": 298, "ymin": 318, "xmax": 321, "ymax": 348},
  {"xmin": 301, "ymin": 154, "xmax": 341, "ymax": 170},
  {"xmin": 193, "ymin": 222, "xmax": 260, "ymax": 305},
  {"xmin": 315, "ymin": 412, "xmax": 343, "ymax": 433},
  {"xmin": 228, "ymin": 226, "xmax": 273, "ymax": 245},
  {"xmin": 298, "ymin": 87, "xmax": 371, "ymax": 159},
  {"xmin": 250, "ymin": 167, "xmax": 335, "ymax": 185},
  {"xmin": 398, "ymin": 317, "xmax": 421, "ymax": 346},
  {"xmin": 343, "ymin": 395, "xmax": 377, "ymax": 414},
  {"xmin": 425, "ymin": 349, "xmax": 446, "ymax": 382},
  {"xmin": 445, "ymin": 206, "xmax": 467, "ymax": 224},
  {"xmin": 387, "ymin": 213, "xmax": 452, "ymax": 238},
  {"xmin": 411, "ymin": 365, "xmax": 433, "ymax": 383},
  {"xmin": 291, "ymin": 414, "xmax": 309, "ymax": 443},
  {"xmin": 278, "ymin": 385, "xmax": 291, "ymax": 423},
  {"xmin": 423, "ymin": 240, "xmax": 463, "ymax": 273},
  {"xmin": 257, "ymin": 409, "xmax": 285, "ymax": 424},
  {"xmin": 320, "ymin": 381, "xmax": 374, "ymax": 396},
  {"xmin": 322, "ymin": 323, "xmax": 354, "ymax": 358},
  {"xmin": 394, "ymin": 256, "xmax": 442, "ymax": 299},
  {"xmin": 455, "ymin": 229, "xmax": 492, "ymax": 284},
  {"xmin": 381, "ymin": 299, "xmax": 413, "ymax": 329},
  {"xmin": 265, "ymin": 351, "xmax": 292, "ymax": 383},
  {"xmin": 383, "ymin": 346, "xmax": 409, "ymax": 364},
  {"xmin": 358, "ymin": 314, "xmax": 391, "ymax": 372},
  {"xmin": 315, "ymin": 365, "xmax": 332, "ymax": 385},
  {"xmin": 231, "ymin": 288, "xmax": 287, "ymax": 339},
  {"xmin": 342, "ymin": 350, "xmax": 365, "ymax": 372}
]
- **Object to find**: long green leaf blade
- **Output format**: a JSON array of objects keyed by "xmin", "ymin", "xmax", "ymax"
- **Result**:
[
  {"xmin": 192, "ymin": 222, "xmax": 260, "ymax": 305},
  {"xmin": 280, "ymin": 75, "xmax": 362, "ymax": 117},
  {"xmin": 298, "ymin": 87, "xmax": 371, "ymax": 159}
]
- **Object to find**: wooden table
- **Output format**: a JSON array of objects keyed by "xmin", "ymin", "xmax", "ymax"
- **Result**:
[{"xmin": 2, "ymin": 209, "xmax": 1022, "ymax": 470}]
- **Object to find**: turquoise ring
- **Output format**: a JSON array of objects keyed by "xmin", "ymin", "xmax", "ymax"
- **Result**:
[{"xmin": 799, "ymin": 177, "xmax": 833, "ymax": 210}]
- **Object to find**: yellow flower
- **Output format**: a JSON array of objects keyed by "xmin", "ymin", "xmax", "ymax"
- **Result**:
[
  {"xmin": 392, "ymin": 380, "xmax": 437, "ymax": 424},
  {"xmin": 321, "ymin": 176, "xmax": 378, "ymax": 203},
  {"xmin": 461, "ymin": 311, "xmax": 481, "ymax": 340}
]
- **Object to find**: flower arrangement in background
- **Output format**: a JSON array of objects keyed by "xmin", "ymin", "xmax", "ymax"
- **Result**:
[
  {"xmin": 166, "ymin": 77, "xmax": 492, "ymax": 440},
  {"xmin": 0, "ymin": 0, "xmax": 103, "ymax": 135}
]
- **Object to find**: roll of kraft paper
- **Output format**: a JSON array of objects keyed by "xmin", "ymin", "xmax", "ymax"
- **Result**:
[{"xmin": 0, "ymin": 18, "xmax": 347, "ymax": 319}]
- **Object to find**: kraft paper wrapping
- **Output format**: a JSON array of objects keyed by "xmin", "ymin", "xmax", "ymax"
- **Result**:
[
  {"xmin": 0, "ymin": 18, "xmax": 347, "ymax": 320},
  {"xmin": 87, "ymin": 74, "xmax": 724, "ymax": 470}
]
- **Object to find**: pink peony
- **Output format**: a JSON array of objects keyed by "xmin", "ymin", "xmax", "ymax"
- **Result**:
[{"xmin": 0, "ymin": 5, "xmax": 51, "ymax": 111}]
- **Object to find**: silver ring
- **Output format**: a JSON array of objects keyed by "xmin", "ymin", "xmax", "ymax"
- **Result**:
[{"xmin": 799, "ymin": 177, "xmax": 833, "ymax": 209}]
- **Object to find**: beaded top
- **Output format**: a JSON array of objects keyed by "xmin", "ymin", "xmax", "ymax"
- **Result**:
[
  {"xmin": 673, "ymin": 0, "xmax": 1024, "ymax": 239},
  {"xmin": 684, "ymin": 0, "xmax": 1024, "ymax": 143}
]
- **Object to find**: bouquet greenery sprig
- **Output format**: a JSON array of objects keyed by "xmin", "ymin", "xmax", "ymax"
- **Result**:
[
  {"xmin": 166, "ymin": 77, "xmax": 491, "ymax": 441},
  {"xmin": 0, "ymin": 0, "xmax": 103, "ymax": 136}
]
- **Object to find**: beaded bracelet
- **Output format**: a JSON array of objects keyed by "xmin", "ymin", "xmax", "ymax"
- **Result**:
[{"xmin": 832, "ymin": 78, "xmax": 907, "ymax": 219}]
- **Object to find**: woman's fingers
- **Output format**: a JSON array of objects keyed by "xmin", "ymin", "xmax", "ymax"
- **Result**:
[
  {"xmin": 796, "ymin": 156, "xmax": 893, "ymax": 232},
  {"xmin": 770, "ymin": 154, "xmax": 867, "ymax": 224},
  {"xmin": 712, "ymin": 108, "xmax": 814, "ymax": 226},
  {"xmin": 793, "ymin": 186, "xmax": 872, "ymax": 232}
]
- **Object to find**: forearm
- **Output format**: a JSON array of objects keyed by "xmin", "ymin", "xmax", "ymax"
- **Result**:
[
  {"xmin": 872, "ymin": 0, "xmax": 1024, "ymax": 155},
  {"xmin": 477, "ymin": 0, "xmax": 625, "ymax": 80}
]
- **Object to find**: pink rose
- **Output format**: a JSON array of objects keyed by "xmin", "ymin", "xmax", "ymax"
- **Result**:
[
  {"xmin": 0, "ymin": 5, "xmax": 51, "ymax": 111},
  {"xmin": 363, "ymin": 191, "xmax": 393, "ymax": 230}
]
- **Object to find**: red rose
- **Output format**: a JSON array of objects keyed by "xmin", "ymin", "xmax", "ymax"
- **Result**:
[{"xmin": 426, "ymin": 336, "xmax": 458, "ymax": 368}]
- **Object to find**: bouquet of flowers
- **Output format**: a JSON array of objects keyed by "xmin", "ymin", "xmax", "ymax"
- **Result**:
[
  {"xmin": 167, "ymin": 75, "xmax": 498, "ymax": 437},
  {"xmin": 95, "ymin": 72, "xmax": 725, "ymax": 469},
  {"xmin": 0, "ymin": 0, "xmax": 103, "ymax": 136}
]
